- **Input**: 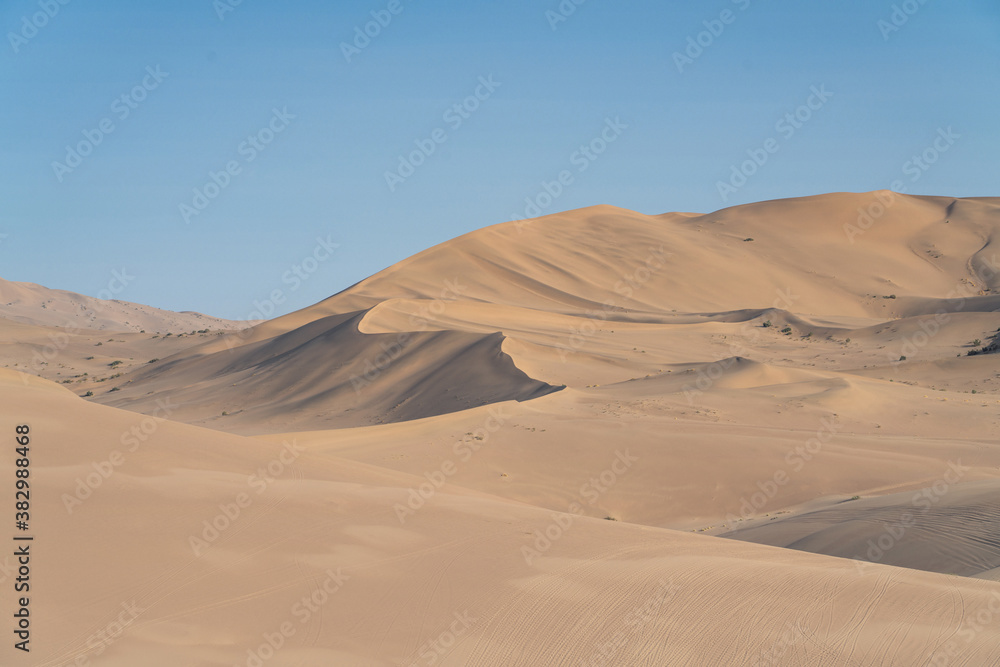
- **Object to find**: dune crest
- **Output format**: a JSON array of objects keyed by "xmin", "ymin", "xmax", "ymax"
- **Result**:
[{"xmin": 4, "ymin": 192, "xmax": 1000, "ymax": 664}]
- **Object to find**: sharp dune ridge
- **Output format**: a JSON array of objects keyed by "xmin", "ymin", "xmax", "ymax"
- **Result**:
[
  {"xmin": 4, "ymin": 191, "xmax": 1000, "ymax": 664},
  {"xmin": 81, "ymin": 191, "xmax": 1000, "ymax": 430}
]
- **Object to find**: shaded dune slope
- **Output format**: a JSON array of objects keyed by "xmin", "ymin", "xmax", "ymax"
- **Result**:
[
  {"xmin": 96, "ymin": 309, "xmax": 561, "ymax": 433},
  {"xmin": 722, "ymin": 480, "xmax": 1000, "ymax": 577}
]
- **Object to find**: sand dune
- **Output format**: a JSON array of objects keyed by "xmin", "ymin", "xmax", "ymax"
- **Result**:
[
  {"xmin": 0, "ymin": 277, "xmax": 251, "ymax": 333},
  {"xmin": 722, "ymin": 479, "xmax": 1000, "ymax": 577},
  {"xmin": 90, "ymin": 309, "xmax": 561, "ymax": 433},
  {"xmin": 81, "ymin": 193, "xmax": 1000, "ymax": 432},
  {"xmin": 5, "ymin": 369, "xmax": 1000, "ymax": 665},
  {"xmin": 269, "ymin": 192, "xmax": 1000, "ymax": 327},
  {"xmin": 0, "ymin": 317, "xmax": 237, "ymax": 395},
  {"xmin": 4, "ymin": 191, "xmax": 1000, "ymax": 664}
]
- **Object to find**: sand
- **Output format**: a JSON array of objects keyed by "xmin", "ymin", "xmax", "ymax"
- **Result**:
[{"xmin": 3, "ymin": 191, "xmax": 1000, "ymax": 664}]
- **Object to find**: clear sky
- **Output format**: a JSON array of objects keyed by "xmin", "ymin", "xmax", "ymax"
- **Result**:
[{"xmin": 1, "ymin": 0, "xmax": 998, "ymax": 320}]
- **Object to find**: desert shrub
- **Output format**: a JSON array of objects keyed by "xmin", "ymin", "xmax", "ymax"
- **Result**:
[{"xmin": 967, "ymin": 335, "xmax": 1000, "ymax": 357}]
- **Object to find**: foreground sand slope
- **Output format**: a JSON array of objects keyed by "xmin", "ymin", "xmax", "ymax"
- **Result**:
[{"xmin": 6, "ymin": 370, "xmax": 1000, "ymax": 666}]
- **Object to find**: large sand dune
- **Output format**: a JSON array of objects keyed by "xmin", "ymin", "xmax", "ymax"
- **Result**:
[
  {"xmin": 84, "ymin": 192, "xmax": 1000, "ymax": 429},
  {"xmin": 4, "ymin": 191, "xmax": 1000, "ymax": 664}
]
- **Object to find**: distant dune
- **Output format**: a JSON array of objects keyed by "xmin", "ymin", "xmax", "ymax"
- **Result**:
[{"xmin": 0, "ymin": 276, "xmax": 252, "ymax": 333}]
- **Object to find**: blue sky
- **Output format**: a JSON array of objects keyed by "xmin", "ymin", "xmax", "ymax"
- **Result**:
[{"xmin": 1, "ymin": 0, "xmax": 998, "ymax": 319}]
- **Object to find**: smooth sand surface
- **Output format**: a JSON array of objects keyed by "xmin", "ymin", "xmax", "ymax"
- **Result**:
[{"xmin": 4, "ymin": 369, "xmax": 1000, "ymax": 665}]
